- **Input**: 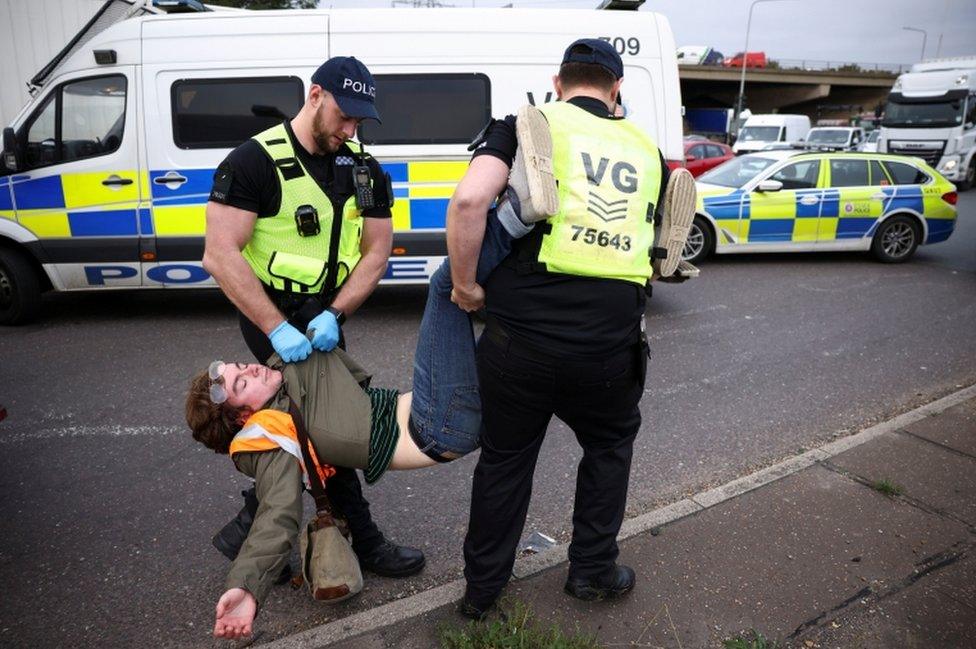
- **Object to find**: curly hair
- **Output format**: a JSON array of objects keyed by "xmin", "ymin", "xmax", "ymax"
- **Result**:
[{"xmin": 185, "ymin": 370, "xmax": 243, "ymax": 454}]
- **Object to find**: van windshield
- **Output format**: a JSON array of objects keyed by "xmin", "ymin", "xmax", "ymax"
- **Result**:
[
  {"xmin": 738, "ymin": 126, "xmax": 782, "ymax": 142},
  {"xmin": 698, "ymin": 156, "xmax": 778, "ymax": 187},
  {"xmin": 806, "ymin": 129, "xmax": 850, "ymax": 144},
  {"xmin": 882, "ymin": 97, "xmax": 965, "ymax": 128}
]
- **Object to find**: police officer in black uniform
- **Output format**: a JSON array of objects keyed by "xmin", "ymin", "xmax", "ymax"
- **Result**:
[
  {"xmin": 204, "ymin": 56, "xmax": 424, "ymax": 578},
  {"xmin": 448, "ymin": 40, "xmax": 670, "ymax": 617}
]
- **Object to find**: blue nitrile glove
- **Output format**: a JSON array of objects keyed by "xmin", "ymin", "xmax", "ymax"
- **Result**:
[
  {"xmin": 269, "ymin": 320, "xmax": 312, "ymax": 362},
  {"xmin": 307, "ymin": 309, "xmax": 340, "ymax": 352}
]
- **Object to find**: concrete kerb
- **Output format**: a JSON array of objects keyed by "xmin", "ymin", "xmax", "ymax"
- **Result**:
[{"xmin": 260, "ymin": 383, "xmax": 976, "ymax": 649}]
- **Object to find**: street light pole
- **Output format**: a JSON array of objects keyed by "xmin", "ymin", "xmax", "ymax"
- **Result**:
[
  {"xmin": 733, "ymin": 0, "xmax": 797, "ymax": 126},
  {"xmin": 902, "ymin": 26, "xmax": 927, "ymax": 62}
]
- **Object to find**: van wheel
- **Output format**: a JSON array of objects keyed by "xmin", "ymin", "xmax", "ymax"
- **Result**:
[
  {"xmin": 871, "ymin": 215, "xmax": 919, "ymax": 263},
  {"xmin": 0, "ymin": 246, "xmax": 42, "ymax": 325},
  {"xmin": 682, "ymin": 216, "xmax": 713, "ymax": 265},
  {"xmin": 958, "ymin": 158, "xmax": 975, "ymax": 191}
]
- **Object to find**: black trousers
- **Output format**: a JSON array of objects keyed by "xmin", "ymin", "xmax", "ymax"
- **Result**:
[
  {"xmin": 238, "ymin": 306, "xmax": 384, "ymax": 554},
  {"xmin": 463, "ymin": 330, "xmax": 646, "ymax": 604}
]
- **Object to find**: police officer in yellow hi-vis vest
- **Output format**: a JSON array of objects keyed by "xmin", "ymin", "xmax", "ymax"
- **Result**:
[
  {"xmin": 448, "ymin": 39, "xmax": 681, "ymax": 619},
  {"xmin": 203, "ymin": 56, "xmax": 424, "ymax": 590}
]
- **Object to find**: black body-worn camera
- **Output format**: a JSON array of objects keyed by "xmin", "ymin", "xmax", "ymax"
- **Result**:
[{"xmin": 294, "ymin": 204, "xmax": 320, "ymax": 237}]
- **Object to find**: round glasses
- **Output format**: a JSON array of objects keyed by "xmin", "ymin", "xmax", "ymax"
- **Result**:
[{"xmin": 208, "ymin": 360, "xmax": 228, "ymax": 404}]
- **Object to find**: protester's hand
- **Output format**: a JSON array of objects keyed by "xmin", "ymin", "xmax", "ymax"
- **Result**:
[
  {"xmin": 451, "ymin": 282, "xmax": 485, "ymax": 312},
  {"xmin": 307, "ymin": 309, "xmax": 340, "ymax": 352},
  {"xmin": 213, "ymin": 588, "xmax": 256, "ymax": 640},
  {"xmin": 269, "ymin": 320, "xmax": 312, "ymax": 363}
]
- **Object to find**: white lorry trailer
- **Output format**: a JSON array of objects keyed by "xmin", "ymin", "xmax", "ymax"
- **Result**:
[{"xmin": 879, "ymin": 56, "xmax": 976, "ymax": 191}]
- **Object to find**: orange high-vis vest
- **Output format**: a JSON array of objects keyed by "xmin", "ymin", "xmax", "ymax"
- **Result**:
[{"xmin": 229, "ymin": 409, "xmax": 336, "ymax": 486}]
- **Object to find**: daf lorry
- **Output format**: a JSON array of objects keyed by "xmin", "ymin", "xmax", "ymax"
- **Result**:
[{"xmin": 879, "ymin": 56, "xmax": 976, "ymax": 190}]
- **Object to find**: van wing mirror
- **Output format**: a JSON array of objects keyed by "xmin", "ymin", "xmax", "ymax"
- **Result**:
[
  {"xmin": 757, "ymin": 179, "xmax": 783, "ymax": 192},
  {"xmin": 2, "ymin": 127, "xmax": 20, "ymax": 172}
]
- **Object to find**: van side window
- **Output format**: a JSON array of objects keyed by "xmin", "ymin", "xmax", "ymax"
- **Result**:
[
  {"xmin": 883, "ymin": 160, "xmax": 929, "ymax": 185},
  {"xmin": 21, "ymin": 75, "xmax": 126, "ymax": 170},
  {"xmin": 171, "ymin": 77, "xmax": 304, "ymax": 149},
  {"xmin": 769, "ymin": 160, "xmax": 819, "ymax": 190},
  {"xmin": 25, "ymin": 94, "xmax": 57, "ymax": 168},
  {"xmin": 358, "ymin": 73, "xmax": 491, "ymax": 145},
  {"xmin": 829, "ymin": 159, "xmax": 869, "ymax": 187}
]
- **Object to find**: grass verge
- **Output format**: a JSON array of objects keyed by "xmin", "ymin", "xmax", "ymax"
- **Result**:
[
  {"xmin": 872, "ymin": 479, "xmax": 904, "ymax": 497},
  {"xmin": 439, "ymin": 599, "xmax": 600, "ymax": 649},
  {"xmin": 723, "ymin": 629, "xmax": 780, "ymax": 649}
]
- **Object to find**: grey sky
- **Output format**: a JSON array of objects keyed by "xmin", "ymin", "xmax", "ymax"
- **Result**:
[{"xmin": 316, "ymin": 0, "xmax": 976, "ymax": 66}]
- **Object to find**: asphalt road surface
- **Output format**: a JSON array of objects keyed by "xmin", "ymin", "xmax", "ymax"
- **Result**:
[{"xmin": 1, "ymin": 194, "xmax": 974, "ymax": 648}]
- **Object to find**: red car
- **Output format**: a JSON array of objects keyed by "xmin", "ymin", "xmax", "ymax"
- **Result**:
[
  {"xmin": 723, "ymin": 51, "xmax": 767, "ymax": 68},
  {"xmin": 679, "ymin": 140, "xmax": 734, "ymax": 177}
]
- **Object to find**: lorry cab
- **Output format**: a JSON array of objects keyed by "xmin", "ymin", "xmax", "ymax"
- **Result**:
[
  {"xmin": 0, "ymin": 3, "xmax": 682, "ymax": 325},
  {"xmin": 733, "ymin": 114, "xmax": 811, "ymax": 155},
  {"xmin": 879, "ymin": 56, "xmax": 976, "ymax": 190}
]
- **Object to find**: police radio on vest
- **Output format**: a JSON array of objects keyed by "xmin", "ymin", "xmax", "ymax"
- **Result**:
[{"xmin": 343, "ymin": 78, "xmax": 376, "ymax": 97}]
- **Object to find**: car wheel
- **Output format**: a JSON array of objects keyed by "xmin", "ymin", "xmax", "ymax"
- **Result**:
[
  {"xmin": 871, "ymin": 215, "xmax": 919, "ymax": 263},
  {"xmin": 957, "ymin": 157, "xmax": 975, "ymax": 191},
  {"xmin": 0, "ymin": 246, "xmax": 43, "ymax": 325},
  {"xmin": 682, "ymin": 215, "xmax": 714, "ymax": 265}
]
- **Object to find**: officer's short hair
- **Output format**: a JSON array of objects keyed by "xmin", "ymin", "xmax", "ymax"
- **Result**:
[
  {"xmin": 558, "ymin": 60, "xmax": 617, "ymax": 93},
  {"xmin": 186, "ymin": 371, "xmax": 243, "ymax": 454}
]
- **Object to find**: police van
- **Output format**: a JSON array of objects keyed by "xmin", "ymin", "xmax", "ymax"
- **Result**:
[{"xmin": 0, "ymin": 0, "xmax": 682, "ymax": 325}]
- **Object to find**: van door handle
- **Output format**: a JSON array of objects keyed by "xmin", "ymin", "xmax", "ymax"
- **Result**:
[
  {"xmin": 799, "ymin": 195, "xmax": 819, "ymax": 205},
  {"xmin": 153, "ymin": 171, "xmax": 188, "ymax": 187},
  {"xmin": 102, "ymin": 175, "xmax": 133, "ymax": 187},
  {"xmin": 871, "ymin": 193, "xmax": 886, "ymax": 200}
]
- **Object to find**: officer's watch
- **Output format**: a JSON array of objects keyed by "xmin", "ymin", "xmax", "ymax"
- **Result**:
[{"xmin": 326, "ymin": 306, "xmax": 346, "ymax": 326}]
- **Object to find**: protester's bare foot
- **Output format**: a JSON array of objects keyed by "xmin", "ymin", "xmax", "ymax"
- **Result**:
[{"xmin": 213, "ymin": 587, "xmax": 256, "ymax": 640}]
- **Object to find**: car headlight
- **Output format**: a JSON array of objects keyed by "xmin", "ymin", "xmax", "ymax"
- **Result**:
[{"xmin": 943, "ymin": 159, "xmax": 958, "ymax": 171}]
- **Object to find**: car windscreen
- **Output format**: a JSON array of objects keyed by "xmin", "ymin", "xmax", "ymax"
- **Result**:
[
  {"xmin": 806, "ymin": 129, "xmax": 850, "ymax": 144},
  {"xmin": 867, "ymin": 130, "xmax": 880, "ymax": 142},
  {"xmin": 698, "ymin": 156, "xmax": 778, "ymax": 187},
  {"xmin": 882, "ymin": 97, "xmax": 965, "ymax": 128},
  {"xmin": 738, "ymin": 126, "xmax": 782, "ymax": 142}
]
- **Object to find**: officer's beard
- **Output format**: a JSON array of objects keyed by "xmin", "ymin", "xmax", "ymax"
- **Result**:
[{"xmin": 312, "ymin": 108, "xmax": 341, "ymax": 154}]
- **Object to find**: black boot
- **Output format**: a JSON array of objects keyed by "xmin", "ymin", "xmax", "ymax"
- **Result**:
[{"xmin": 212, "ymin": 488, "xmax": 258, "ymax": 561}]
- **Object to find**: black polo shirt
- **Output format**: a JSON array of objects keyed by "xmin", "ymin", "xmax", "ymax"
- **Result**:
[
  {"xmin": 472, "ymin": 96, "xmax": 669, "ymax": 358},
  {"xmin": 209, "ymin": 120, "xmax": 391, "ymax": 220}
]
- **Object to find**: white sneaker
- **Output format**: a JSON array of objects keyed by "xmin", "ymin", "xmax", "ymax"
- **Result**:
[
  {"xmin": 653, "ymin": 167, "xmax": 696, "ymax": 278},
  {"xmin": 509, "ymin": 105, "xmax": 559, "ymax": 223}
]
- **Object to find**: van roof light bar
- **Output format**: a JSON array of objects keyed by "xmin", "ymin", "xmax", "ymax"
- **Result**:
[{"xmin": 597, "ymin": 0, "xmax": 645, "ymax": 10}]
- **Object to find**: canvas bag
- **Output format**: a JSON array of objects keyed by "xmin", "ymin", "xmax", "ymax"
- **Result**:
[{"xmin": 289, "ymin": 400, "xmax": 363, "ymax": 603}]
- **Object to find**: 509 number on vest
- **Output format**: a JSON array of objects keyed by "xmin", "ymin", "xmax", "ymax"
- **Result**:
[{"xmin": 570, "ymin": 226, "xmax": 632, "ymax": 251}]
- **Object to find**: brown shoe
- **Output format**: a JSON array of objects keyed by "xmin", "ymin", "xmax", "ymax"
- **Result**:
[
  {"xmin": 654, "ymin": 167, "xmax": 696, "ymax": 278},
  {"xmin": 511, "ymin": 104, "xmax": 559, "ymax": 222}
]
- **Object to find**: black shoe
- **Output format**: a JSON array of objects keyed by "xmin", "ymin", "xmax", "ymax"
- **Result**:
[
  {"xmin": 357, "ymin": 540, "xmax": 425, "ymax": 577},
  {"xmin": 211, "ymin": 489, "xmax": 259, "ymax": 561},
  {"xmin": 458, "ymin": 596, "xmax": 495, "ymax": 622},
  {"xmin": 564, "ymin": 564, "xmax": 636, "ymax": 601}
]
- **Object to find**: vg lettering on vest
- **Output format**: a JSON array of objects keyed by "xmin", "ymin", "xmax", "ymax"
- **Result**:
[{"xmin": 581, "ymin": 152, "xmax": 639, "ymax": 194}]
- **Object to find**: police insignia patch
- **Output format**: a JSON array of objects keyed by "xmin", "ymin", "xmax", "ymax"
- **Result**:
[{"xmin": 210, "ymin": 165, "xmax": 234, "ymax": 202}]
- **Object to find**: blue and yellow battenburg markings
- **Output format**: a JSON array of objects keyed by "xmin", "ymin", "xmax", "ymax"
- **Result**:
[
  {"xmin": 7, "ymin": 171, "xmax": 148, "ymax": 237},
  {"xmin": 698, "ymin": 183, "xmax": 955, "ymax": 245},
  {"xmin": 5, "ymin": 160, "xmax": 466, "ymax": 241}
]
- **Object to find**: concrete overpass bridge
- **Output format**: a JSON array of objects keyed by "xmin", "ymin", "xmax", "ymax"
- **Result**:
[{"xmin": 679, "ymin": 65, "xmax": 898, "ymax": 124}]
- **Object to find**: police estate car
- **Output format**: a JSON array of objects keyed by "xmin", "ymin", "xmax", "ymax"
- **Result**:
[{"xmin": 683, "ymin": 150, "xmax": 958, "ymax": 264}]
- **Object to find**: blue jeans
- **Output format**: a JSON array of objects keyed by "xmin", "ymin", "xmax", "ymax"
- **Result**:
[{"xmin": 409, "ymin": 210, "xmax": 515, "ymax": 459}]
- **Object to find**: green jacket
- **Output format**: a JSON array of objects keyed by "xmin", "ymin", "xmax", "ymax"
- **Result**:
[{"xmin": 224, "ymin": 349, "xmax": 377, "ymax": 608}]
